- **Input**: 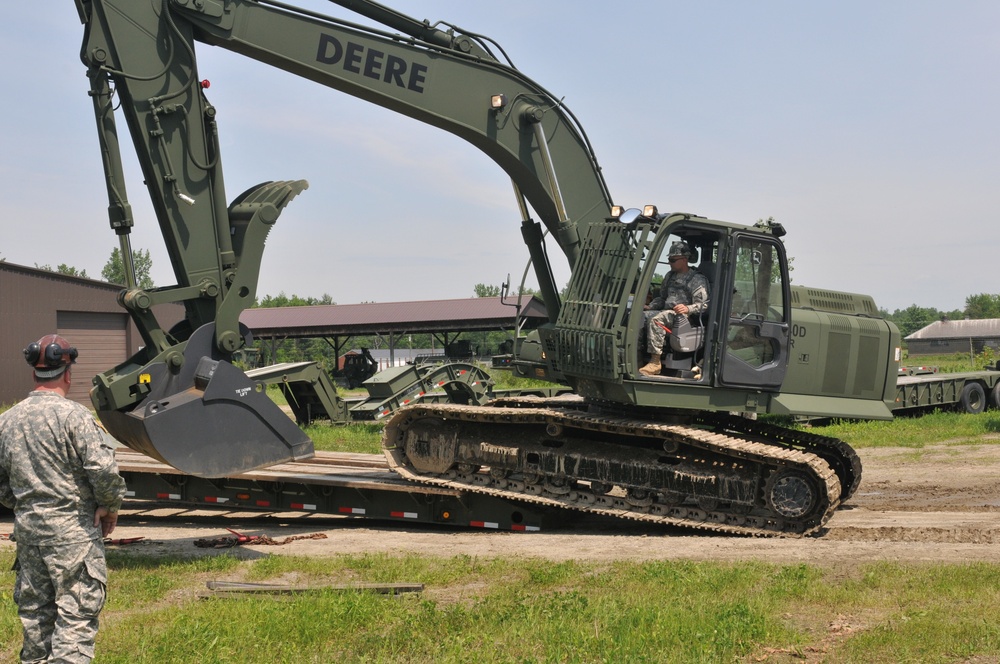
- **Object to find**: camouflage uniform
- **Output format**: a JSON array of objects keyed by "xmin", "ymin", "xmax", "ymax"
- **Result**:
[
  {"xmin": 0, "ymin": 391, "xmax": 126, "ymax": 664},
  {"xmin": 645, "ymin": 270, "xmax": 710, "ymax": 354}
]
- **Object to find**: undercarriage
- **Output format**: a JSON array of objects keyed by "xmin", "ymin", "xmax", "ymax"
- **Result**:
[{"xmin": 383, "ymin": 398, "xmax": 860, "ymax": 537}]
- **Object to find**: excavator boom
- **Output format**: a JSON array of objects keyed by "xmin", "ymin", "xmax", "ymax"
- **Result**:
[{"xmin": 75, "ymin": 0, "xmax": 611, "ymax": 476}]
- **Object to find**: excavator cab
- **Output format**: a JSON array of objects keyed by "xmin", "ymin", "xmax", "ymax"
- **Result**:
[
  {"xmin": 554, "ymin": 207, "xmax": 791, "ymax": 402},
  {"xmin": 636, "ymin": 215, "xmax": 792, "ymax": 392}
]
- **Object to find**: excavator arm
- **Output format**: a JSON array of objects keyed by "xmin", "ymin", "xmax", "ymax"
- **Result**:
[{"xmin": 74, "ymin": 0, "xmax": 612, "ymax": 476}]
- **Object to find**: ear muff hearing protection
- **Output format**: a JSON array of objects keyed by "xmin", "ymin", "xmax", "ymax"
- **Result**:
[
  {"xmin": 24, "ymin": 342, "xmax": 79, "ymax": 367},
  {"xmin": 23, "ymin": 335, "xmax": 78, "ymax": 370}
]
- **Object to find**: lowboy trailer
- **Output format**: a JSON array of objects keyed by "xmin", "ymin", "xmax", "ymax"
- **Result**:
[
  {"xmin": 893, "ymin": 365, "xmax": 1000, "ymax": 415},
  {"xmin": 114, "ymin": 448, "xmax": 550, "ymax": 532}
]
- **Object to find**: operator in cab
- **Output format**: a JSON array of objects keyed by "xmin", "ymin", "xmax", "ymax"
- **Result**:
[{"xmin": 640, "ymin": 241, "xmax": 710, "ymax": 377}]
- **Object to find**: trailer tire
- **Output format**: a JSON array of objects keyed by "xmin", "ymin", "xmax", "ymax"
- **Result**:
[
  {"xmin": 991, "ymin": 382, "xmax": 1000, "ymax": 410},
  {"xmin": 960, "ymin": 382, "xmax": 986, "ymax": 414}
]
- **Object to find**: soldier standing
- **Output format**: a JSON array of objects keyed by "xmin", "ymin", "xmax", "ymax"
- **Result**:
[{"xmin": 0, "ymin": 334, "xmax": 127, "ymax": 663}]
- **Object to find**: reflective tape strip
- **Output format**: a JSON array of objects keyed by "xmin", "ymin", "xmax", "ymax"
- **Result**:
[
  {"xmin": 338, "ymin": 506, "xmax": 365, "ymax": 515},
  {"xmin": 124, "ymin": 490, "xmax": 136, "ymax": 497},
  {"xmin": 204, "ymin": 496, "xmax": 228, "ymax": 504},
  {"xmin": 156, "ymin": 493, "xmax": 181, "ymax": 500},
  {"xmin": 470, "ymin": 521, "xmax": 499, "ymax": 529},
  {"xmin": 291, "ymin": 503, "xmax": 317, "ymax": 510},
  {"xmin": 390, "ymin": 511, "xmax": 418, "ymax": 519},
  {"xmin": 255, "ymin": 500, "xmax": 271, "ymax": 507},
  {"xmin": 511, "ymin": 524, "xmax": 541, "ymax": 532}
]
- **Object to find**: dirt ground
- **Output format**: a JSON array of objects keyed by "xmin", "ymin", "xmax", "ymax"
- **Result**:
[{"xmin": 3, "ymin": 443, "xmax": 999, "ymax": 570}]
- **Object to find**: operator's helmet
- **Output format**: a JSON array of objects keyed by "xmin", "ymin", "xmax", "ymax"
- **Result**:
[
  {"xmin": 23, "ymin": 334, "xmax": 78, "ymax": 379},
  {"xmin": 668, "ymin": 240, "xmax": 693, "ymax": 258}
]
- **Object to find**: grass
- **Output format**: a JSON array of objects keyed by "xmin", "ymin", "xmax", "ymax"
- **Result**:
[
  {"xmin": 306, "ymin": 422, "xmax": 384, "ymax": 454},
  {"xmin": 2, "ymin": 551, "xmax": 999, "ymax": 663},
  {"xmin": 801, "ymin": 409, "xmax": 1000, "ymax": 449},
  {"xmin": 902, "ymin": 350, "xmax": 999, "ymax": 373}
]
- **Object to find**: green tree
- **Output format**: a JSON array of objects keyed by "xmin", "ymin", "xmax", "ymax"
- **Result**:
[
  {"xmin": 35, "ymin": 263, "xmax": 89, "ymax": 278},
  {"xmin": 102, "ymin": 247, "xmax": 154, "ymax": 289},
  {"xmin": 256, "ymin": 292, "xmax": 334, "ymax": 307},
  {"xmin": 252, "ymin": 292, "xmax": 336, "ymax": 367},
  {"xmin": 964, "ymin": 293, "xmax": 1000, "ymax": 319},
  {"xmin": 474, "ymin": 283, "xmax": 502, "ymax": 298},
  {"xmin": 884, "ymin": 304, "xmax": 946, "ymax": 338}
]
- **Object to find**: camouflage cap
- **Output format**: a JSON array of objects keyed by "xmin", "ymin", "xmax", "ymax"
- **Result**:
[{"xmin": 668, "ymin": 241, "xmax": 693, "ymax": 258}]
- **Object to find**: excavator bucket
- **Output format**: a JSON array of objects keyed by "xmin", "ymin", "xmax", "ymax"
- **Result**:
[{"xmin": 96, "ymin": 325, "xmax": 314, "ymax": 478}]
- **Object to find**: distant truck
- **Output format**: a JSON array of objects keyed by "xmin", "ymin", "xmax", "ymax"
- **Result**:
[
  {"xmin": 410, "ymin": 340, "xmax": 478, "ymax": 366},
  {"xmin": 335, "ymin": 348, "xmax": 378, "ymax": 389}
]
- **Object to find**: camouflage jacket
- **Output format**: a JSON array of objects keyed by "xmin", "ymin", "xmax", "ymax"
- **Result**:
[
  {"xmin": 0, "ymin": 391, "xmax": 126, "ymax": 544},
  {"xmin": 649, "ymin": 269, "xmax": 710, "ymax": 316}
]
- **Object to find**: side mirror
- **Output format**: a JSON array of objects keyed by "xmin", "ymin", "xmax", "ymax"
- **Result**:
[{"xmin": 617, "ymin": 208, "xmax": 643, "ymax": 224}]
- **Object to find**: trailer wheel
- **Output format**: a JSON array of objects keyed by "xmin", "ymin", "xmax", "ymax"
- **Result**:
[
  {"xmin": 960, "ymin": 382, "xmax": 986, "ymax": 414},
  {"xmin": 991, "ymin": 382, "xmax": 1000, "ymax": 410}
]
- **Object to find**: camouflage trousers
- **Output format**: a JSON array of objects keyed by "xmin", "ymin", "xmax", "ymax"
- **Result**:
[
  {"xmin": 11, "ymin": 539, "xmax": 107, "ymax": 664},
  {"xmin": 645, "ymin": 309, "xmax": 680, "ymax": 354}
]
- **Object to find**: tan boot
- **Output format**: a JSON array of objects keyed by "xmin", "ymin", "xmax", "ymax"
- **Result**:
[{"xmin": 639, "ymin": 353, "xmax": 662, "ymax": 376}]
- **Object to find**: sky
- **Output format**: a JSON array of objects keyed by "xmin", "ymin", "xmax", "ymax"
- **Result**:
[{"xmin": 2, "ymin": 2, "xmax": 997, "ymax": 314}]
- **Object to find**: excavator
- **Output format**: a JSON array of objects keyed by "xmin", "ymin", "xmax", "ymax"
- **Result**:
[{"xmin": 74, "ymin": 0, "xmax": 900, "ymax": 535}]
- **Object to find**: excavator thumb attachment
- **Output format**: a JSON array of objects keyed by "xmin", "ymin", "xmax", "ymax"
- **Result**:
[{"xmin": 97, "ymin": 324, "xmax": 314, "ymax": 478}]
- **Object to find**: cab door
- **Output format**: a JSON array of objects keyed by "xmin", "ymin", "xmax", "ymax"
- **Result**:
[{"xmin": 717, "ymin": 234, "xmax": 791, "ymax": 390}]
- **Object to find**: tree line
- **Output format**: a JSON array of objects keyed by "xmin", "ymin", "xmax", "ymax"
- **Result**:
[
  {"xmin": 34, "ymin": 247, "xmax": 154, "ymax": 289},
  {"xmin": 880, "ymin": 293, "xmax": 1000, "ymax": 338}
]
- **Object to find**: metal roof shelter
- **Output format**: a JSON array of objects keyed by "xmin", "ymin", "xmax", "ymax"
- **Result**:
[
  {"xmin": 905, "ymin": 318, "xmax": 1000, "ymax": 356},
  {"xmin": 239, "ymin": 296, "xmax": 549, "ymax": 365}
]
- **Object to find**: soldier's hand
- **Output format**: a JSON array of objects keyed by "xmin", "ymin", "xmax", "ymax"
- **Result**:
[
  {"xmin": 673, "ymin": 303, "xmax": 689, "ymax": 315},
  {"xmin": 95, "ymin": 507, "xmax": 118, "ymax": 537}
]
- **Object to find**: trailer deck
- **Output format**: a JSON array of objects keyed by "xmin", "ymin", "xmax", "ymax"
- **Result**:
[
  {"xmin": 115, "ymin": 448, "xmax": 549, "ymax": 532},
  {"xmin": 893, "ymin": 367, "xmax": 1000, "ymax": 414}
]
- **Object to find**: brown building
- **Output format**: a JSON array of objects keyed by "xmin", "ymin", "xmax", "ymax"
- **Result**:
[
  {"xmin": 0, "ymin": 262, "xmax": 182, "ymax": 406},
  {"xmin": 905, "ymin": 318, "xmax": 1000, "ymax": 356}
]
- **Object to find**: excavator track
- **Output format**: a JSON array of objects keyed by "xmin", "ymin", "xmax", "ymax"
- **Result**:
[
  {"xmin": 383, "ymin": 402, "xmax": 845, "ymax": 537},
  {"xmin": 693, "ymin": 411, "xmax": 863, "ymax": 501}
]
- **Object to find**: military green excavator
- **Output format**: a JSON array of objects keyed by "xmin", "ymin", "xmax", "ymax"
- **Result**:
[{"xmin": 75, "ymin": 0, "xmax": 899, "ymax": 534}]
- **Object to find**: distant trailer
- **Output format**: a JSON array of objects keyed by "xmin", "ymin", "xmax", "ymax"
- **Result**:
[
  {"xmin": 115, "ymin": 448, "xmax": 549, "ymax": 532},
  {"xmin": 892, "ymin": 365, "xmax": 1000, "ymax": 415}
]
